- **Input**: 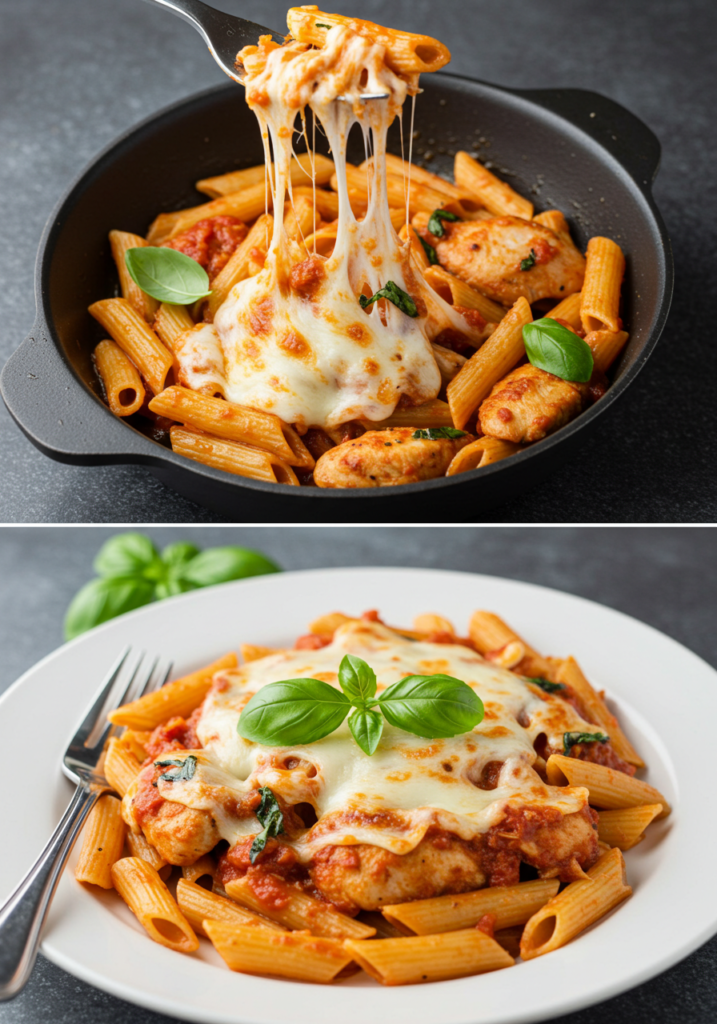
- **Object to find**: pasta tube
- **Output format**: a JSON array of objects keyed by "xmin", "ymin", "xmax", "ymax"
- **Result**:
[
  {"xmin": 176, "ymin": 878, "xmax": 286, "ymax": 937},
  {"xmin": 169, "ymin": 427, "xmax": 300, "ymax": 486},
  {"xmin": 108, "ymin": 230, "xmax": 159, "ymax": 322},
  {"xmin": 468, "ymin": 610, "xmax": 554, "ymax": 678},
  {"xmin": 225, "ymin": 876, "xmax": 375, "ymax": 939},
  {"xmin": 125, "ymin": 829, "xmax": 169, "ymax": 876},
  {"xmin": 196, "ymin": 152, "xmax": 334, "ymax": 198},
  {"xmin": 88, "ymin": 298, "xmax": 173, "ymax": 395},
  {"xmin": 153, "ymin": 303, "xmax": 194, "ymax": 351},
  {"xmin": 597, "ymin": 804, "xmax": 663, "ymax": 850},
  {"xmin": 207, "ymin": 213, "xmax": 273, "ymax": 318},
  {"xmin": 423, "ymin": 265, "xmax": 506, "ymax": 324},
  {"xmin": 359, "ymin": 399, "xmax": 454, "ymax": 430},
  {"xmin": 93, "ymin": 340, "xmax": 145, "ymax": 417},
  {"xmin": 205, "ymin": 921, "xmax": 354, "ymax": 983},
  {"xmin": 546, "ymin": 291, "xmax": 583, "ymax": 331},
  {"xmin": 585, "ymin": 329, "xmax": 630, "ymax": 374},
  {"xmin": 546, "ymin": 754, "xmax": 670, "ymax": 816},
  {"xmin": 580, "ymin": 236, "xmax": 626, "ymax": 333},
  {"xmin": 74, "ymin": 794, "xmax": 126, "ymax": 888},
  {"xmin": 103, "ymin": 737, "xmax": 142, "ymax": 797},
  {"xmin": 111, "ymin": 857, "xmax": 199, "ymax": 953},
  {"xmin": 345, "ymin": 929, "xmax": 514, "ymax": 986},
  {"xmin": 454, "ymin": 151, "xmax": 534, "ymax": 219},
  {"xmin": 446, "ymin": 436, "xmax": 523, "ymax": 475}
]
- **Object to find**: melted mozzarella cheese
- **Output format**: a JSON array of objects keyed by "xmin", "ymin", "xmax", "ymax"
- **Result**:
[
  {"xmin": 177, "ymin": 22, "xmax": 485, "ymax": 430},
  {"xmin": 158, "ymin": 621, "xmax": 596, "ymax": 859}
]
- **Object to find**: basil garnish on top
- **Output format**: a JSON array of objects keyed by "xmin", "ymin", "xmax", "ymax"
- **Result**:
[
  {"xmin": 520, "ymin": 248, "xmax": 537, "ymax": 271},
  {"xmin": 427, "ymin": 209, "xmax": 461, "ymax": 237},
  {"xmin": 237, "ymin": 654, "xmax": 484, "ymax": 756},
  {"xmin": 359, "ymin": 281, "xmax": 418, "ymax": 318},
  {"xmin": 525, "ymin": 676, "xmax": 566, "ymax": 694},
  {"xmin": 155, "ymin": 754, "xmax": 198, "ymax": 783},
  {"xmin": 414, "ymin": 230, "xmax": 438, "ymax": 265},
  {"xmin": 412, "ymin": 427, "xmax": 467, "ymax": 441},
  {"xmin": 563, "ymin": 731, "xmax": 609, "ymax": 756},
  {"xmin": 314, "ymin": 22, "xmax": 333, "ymax": 29},
  {"xmin": 249, "ymin": 786, "xmax": 285, "ymax": 863},
  {"xmin": 523, "ymin": 317, "xmax": 594, "ymax": 383},
  {"xmin": 125, "ymin": 247, "xmax": 212, "ymax": 305}
]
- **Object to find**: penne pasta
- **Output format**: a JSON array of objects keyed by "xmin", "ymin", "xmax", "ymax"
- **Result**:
[
  {"xmin": 108, "ymin": 653, "xmax": 237, "ymax": 729},
  {"xmin": 383, "ymin": 153, "xmax": 472, "ymax": 202},
  {"xmin": 423, "ymin": 265, "xmax": 507, "ymax": 324},
  {"xmin": 546, "ymin": 753, "xmax": 671, "ymax": 816},
  {"xmin": 533, "ymin": 209, "xmax": 571, "ymax": 239},
  {"xmin": 119, "ymin": 729, "xmax": 152, "ymax": 762},
  {"xmin": 225, "ymin": 876, "xmax": 376, "ymax": 939},
  {"xmin": 520, "ymin": 848, "xmax": 632, "ymax": 959},
  {"xmin": 241, "ymin": 643, "xmax": 283, "ymax": 662},
  {"xmin": 454, "ymin": 151, "xmax": 534, "ymax": 219},
  {"xmin": 585, "ymin": 329, "xmax": 630, "ymax": 374},
  {"xmin": 401, "ymin": 224, "xmax": 431, "ymax": 270},
  {"xmin": 93, "ymin": 340, "xmax": 145, "ymax": 417},
  {"xmin": 553, "ymin": 656, "xmax": 644, "ymax": 766},
  {"xmin": 359, "ymin": 399, "xmax": 454, "ymax": 431},
  {"xmin": 345, "ymin": 928, "xmax": 514, "ymax": 986},
  {"xmin": 546, "ymin": 291, "xmax": 583, "ymax": 332},
  {"xmin": 74, "ymin": 794, "xmax": 126, "ymax": 888},
  {"xmin": 412, "ymin": 613, "xmax": 455, "ymax": 636},
  {"xmin": 284, "ymin": 194, "xmax": 315, "ymax": 241},
  {"xmin": 176, "ymin": 878, "xmax": 286, "ymax": 937},
  {"xmin": 447, "ymin": 296, "xmax": 532, "ymax": 429},
  {"xmin": 146, "ymin": 208, "xmax": 194, "ymax": 246},
  {"xmin": 467, "ymin": 610, "xmax": 554, "ymax": 678},
  {"xmin": 446, "ymin": 436, "xmax": 523, "ymax": 475},
  {"xmin": 111, "ymin": 857, "xmax": 198, "ymax": 953},
  {"xmin": 103, "ymin": 736, "xmax": 142, "ymax": 797},
  {"xmin": 597, "ymin": 804, "xmax": 663, "ymax": 850},
  {"xmin": 382, "ymin": 878, "xmax": 560, "ymax": 935},
  {"xmin": 206, "ymin": 213, "xmax": 273, "ymax": 318},
  {"xmin": 335, "ymin": 164, "xmax": 480, "ymax": 221},
  {"xmin": 182, "ymin": 855, "xmax": 216, "ymax": 888},
  {"xmin": 169, "ymin": 427, "xmax": 300, "ymax": 486},
  {"xmin": 88, "ymin": 298, "xmax": 174, "ymax": 395},
  {"xmin": 108, "ymin": 230, "xmax": 159, "ymax": 321},
  {"xmin": 152, "ymin": 302, "xmax": 194, "ymax": 352},
  {"xmin": 205, "ymin": 920, "xmax": 354, "ymax": 983},
  {"xmin": 125, "ymin": 828, "xmax": 169, "ymax": 877},
  {"xmin": 580, "ymin": 236, "xmax": 626, "ymax": 333},
  {"xmin": 195, "ymin": 152, "xmax": 334, "ymax": 198},
  {"xmin": 168, "ymin": 184, "xmax": 266, "ymax": 239}
]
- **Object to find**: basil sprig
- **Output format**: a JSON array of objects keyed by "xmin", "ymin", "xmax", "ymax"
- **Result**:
[
  {"xmin": 359, "ymin": 281, "xmax": 418, "ymax": 318},
  {"xmin": 525, "ymin": 676, "xmax": 566, "ymax": 694},
  {"xmin": 155, "ymin": 754, "xmax": 198, "ymax": 783},
  {"xmin": 520, "ymin": 248, "xmax": 537, "ymax": 271},
  {"xmin": 314, "ymin": 22, "xmax": 332, "ymax": 28},
  {"xmin": 523, "ymin": 317, "xmax": 594, "ymax": 383},
  {"xmin": 427, "ymin": 209, "xmax": 460, "ymax": 237},
  {"xmin": 563, "ymin": 731, "xmax": 609, "ymax": 755},
  {"xmin": 414, "ymin": 229, "xmax": 438, "ymax": 265},
  {"xmin": 250, "ymin": 786, "xmax": 285, "ymax": 863},
  {"xmin": 412, "ymin": 427, "xmax": 467, "ymax": 441},
  {"xmin": 238, "ymin": 654, "xmax": 484, "ymax": 756},
  {"xmin": 64, "ymin": 533, "xmax": 280, "ymax": 640},
  {"xmin": 125, "ymin": 247, "xmax": 212, "ymax": 305}
]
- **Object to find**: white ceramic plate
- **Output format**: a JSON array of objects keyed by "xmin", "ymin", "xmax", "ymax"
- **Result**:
[{"xmin": 2, "ymin": 567, "xmax": 717, "ymax": 1024}]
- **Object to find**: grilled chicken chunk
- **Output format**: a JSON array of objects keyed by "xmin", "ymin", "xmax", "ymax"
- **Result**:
[
  {"xmin": 415, "ymin": 214, "xmax": 585, "ymax": 306},
  {"xmin": 479, "ymin": 363, "xmax": 584, "ymax": 443},
  {"xmin": 314, "ymin": 427, "xmax": 472, "ymax": 488}
]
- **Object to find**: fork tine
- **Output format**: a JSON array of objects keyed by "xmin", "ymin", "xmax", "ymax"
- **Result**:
[
  {"xmin": 72, "ymin": 647, "xmax": 131, "ymax": 748},
  {"xmin": 91, "ymin": 652, "xmax": 161, "ymax": 752}
]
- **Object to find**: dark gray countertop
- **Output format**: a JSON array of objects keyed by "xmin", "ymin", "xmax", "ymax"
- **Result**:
[
  {"xmin": 1, "ymin": 526, "xmax": 716, "ymax": 1022},
  {"xmin": 1, "ymin": 0, "xmax": 716, "ymax": 522}
]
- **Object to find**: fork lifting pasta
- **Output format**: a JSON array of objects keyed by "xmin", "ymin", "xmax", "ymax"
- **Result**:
[{"xmin": 74, "ymin": 604, "xmax": 669, "ymax": 984}]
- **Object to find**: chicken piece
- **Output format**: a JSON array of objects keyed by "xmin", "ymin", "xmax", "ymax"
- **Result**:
[
  {"xmin": 314, "ymin": 427, "xmax": 472, "ymax": 489},
  {"xmin": 479, "ymin": 363, "xmax": 584, "ymax": 444},
  {"xmin": 415, "ymin": 213, "xmax": 585, "ymax": 306}
]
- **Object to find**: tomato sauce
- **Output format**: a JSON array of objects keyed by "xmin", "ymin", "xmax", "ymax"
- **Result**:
[{"xmin": 162, "ymin": 216, "xmax": 247, "ymax": 280}]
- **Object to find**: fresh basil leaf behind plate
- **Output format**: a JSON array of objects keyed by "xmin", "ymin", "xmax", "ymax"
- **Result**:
[
  {"xmin": 178, "ymin": 547, "xmax": 280, "ymax": 587},
  {"xmin": 161, "ymin": 542, "xmax": 201, "ymax": 570},
  {"xmin": 348, "ymin": 707, "xmax": 384, "ymax": 755},
  {"xmin": 378, "ymin": 674, "xmax": 484, "ymax": 739},
  {"xmin": 523, "ymin": 317, "xmax": 594, "ymax": 382},
  {"xmin": 93, "ymin": 533, "xmax": 162, "ymax": 579},
  {"xmin": 339, "ymin": 654, "xmax": 378, "ymax": 704},
  {"xmin": 125, "ymin": 247, "xmax": 212, "ymax": 305},
  {"xmin": 238, "ymin": 679, "xmax": 351, "ymax": 746},
  {"xmin": 64, "ymin": 577, "xmax": 155, "ymax": 641}
]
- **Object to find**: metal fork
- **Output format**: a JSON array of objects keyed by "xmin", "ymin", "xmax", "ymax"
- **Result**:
[
  {"xmin": 138, "ymin": 0, "xmax": 389, "ymax": 98},
  {"xmin": 0, "ymin": 649, "xmax": 172, "ymax": 1001}
]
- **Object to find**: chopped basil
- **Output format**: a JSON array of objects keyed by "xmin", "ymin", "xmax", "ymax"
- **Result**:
[
  {"xmin": 415, "ymin": 230, "xmax": 438, "ymax": 265},
  {"xmin": 525, "ymin": 676, "xmax": 566, "ymax": 693},
  {"xmin": 155, "ymin": 754, "xmax": 198, "ymax": 783},
  {"xmin": 314, "ymin": 22, "xmax": 332, "ymax": 29},
  {"xmin": 249, "ymin": 786, "xmax": 285, "ymax": 863},
  {"xmin": 412, "ymin": 427, "xmax": 467, "ymax": 440},
  {"xmin": 523, "ymin": 317, "xmax": 594, "ymax": 383},
  {"xmin": 520, "ymin": 249, "xmax": 537, "ymax": 271},
  {"xmin": 359, "ymin": 280, "xmax": 418, "ymax": 317},
  {"xmin": 427, "ymin": 209, "xmax": 461, "ymax": 237},
  {"xmin": 563, "ymin": 731, "xmax": 609, "ymax": 756}
]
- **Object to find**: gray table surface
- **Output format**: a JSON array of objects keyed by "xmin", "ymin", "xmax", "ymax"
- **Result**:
[
  {"xmin": 1, "ymin": 526, "xmax": 716, "ymax": 1022},
  {"xmin": 1, "ymin": 0, "xmax": 716, "ymax": 523}
]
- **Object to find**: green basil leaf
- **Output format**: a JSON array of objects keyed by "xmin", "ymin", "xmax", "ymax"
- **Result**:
[
  {"xmin": 338, "ymin": 654, "xmax": 377, "ymax": 704},
  {"xmin": 177, "ymin": 547, "xmax": 281, "ymax": 587},
  {"xmin": 161, "ymin": 542, "xmax": 201, "ymax": 570},
  {"xmin": 238, "ymin": 679, "xmax": 351, "ymax": 746},
  {"xmin": 414, "ymin": 230, "xmax": 438, "ymax": 265},
  {"xmin": 314, "ymin": 22, "xmax": 332, "ymax": 28},
  {"xmin": 125, "ymin": 247, "xmax": 212, "ymax": 305},
  {"xmin": 412, "ymin": 427, "xmax": 467, "ymax": 440},
  {"xmin": 378, "ymin": 674, "xmax": 484, "ymax": 739},
  {"xmin": 525, "ymin": 676, "xmax": 566, "ymax": 694},
  {"xmin": 250, "ymin": 786, "xmax": 285, "ymax": 863},
  {"xmin": 563, "ymin": 731, "xmax": 609, "ymax": 756},
  {"xmin": 520, "ymin": 248, "xmax": 537, "ymax": 271},
  {"xmin": 154, "ymin": 578, "xmax": 196, "ymax": 600},
  {"xmin": 427, "ymin": 209, "xmax": 461, "ymax": 237},
  {"xmin": 359, "ymin": 280, "xmax": 418, "ymax": 318},
  {"xmin": 523, "ymin": 317, "xmax": 594, "ymax": 383},
  {"xmin": 348, "ymin": 707, "xmax": 384, "ymax": 755},
  {"xmin": 155, "ymin": 754, "xmax": 198, "ymax": 782},
  {"xmin": 64, "ymin": 577, "xmax": 155, "ymax": 641},
  {"xmin": 93, "ymin": 533, "xmax": 161, "ymax": 579}
]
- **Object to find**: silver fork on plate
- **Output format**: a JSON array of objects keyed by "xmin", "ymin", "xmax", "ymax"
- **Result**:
[
  {"xmin": 0, "ymin": 650, "xmax": 172, "ymax": 1001},
  {"xmin": 138, "ymin": 0, "xmax": 390, "ymax": 98}
]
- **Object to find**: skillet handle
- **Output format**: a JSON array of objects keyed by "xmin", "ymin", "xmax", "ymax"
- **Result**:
[
  {"xmin": 0, "ymin": 321, "xmax": 151, "ymax": 464},
  {"xmin": 512, "ymin": 87, "xmax": 661, "ymax": 188}
]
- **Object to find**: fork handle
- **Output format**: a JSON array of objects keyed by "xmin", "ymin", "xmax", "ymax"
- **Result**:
[{"xmin": 0, "ymin": 784, "xmax": 101, "ymax": 1000}]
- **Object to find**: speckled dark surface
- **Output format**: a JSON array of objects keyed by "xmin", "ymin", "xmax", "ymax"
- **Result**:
[
  {"xmin": 0, "ymin": 0, "xmax": 715, "ymax": 522},
  {"xmin": 1, "ymin": 526, "xmax": 716, "ymax": 1022}
]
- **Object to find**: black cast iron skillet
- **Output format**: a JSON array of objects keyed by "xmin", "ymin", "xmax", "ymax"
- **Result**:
[{"xmin": 0, "ymin": 74, "xmax": 673, "ymax": 521}]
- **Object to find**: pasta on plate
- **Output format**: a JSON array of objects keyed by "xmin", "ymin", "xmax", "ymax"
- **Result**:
[
  {"xmin": 88, "ymin": 7, "xmax": 630, "ymax": 489},
  {"xmin": 74, "ymin": 607, "xmax": 669, "ymax": 986}
]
